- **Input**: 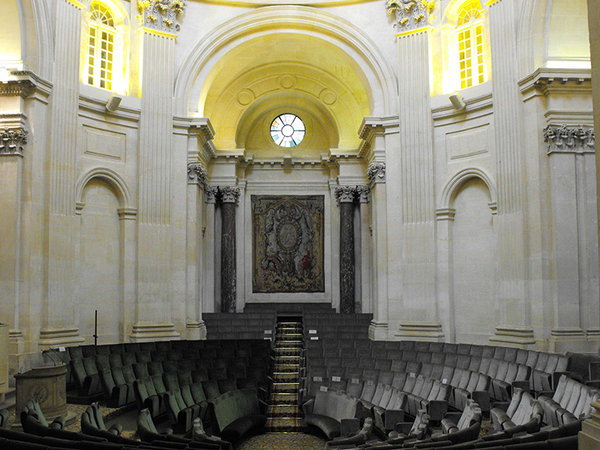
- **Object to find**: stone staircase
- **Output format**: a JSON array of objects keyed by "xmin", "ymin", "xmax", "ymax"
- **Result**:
[{"xmin": 266, "ymin": 319, "xmax": 304, "ymax": 431}]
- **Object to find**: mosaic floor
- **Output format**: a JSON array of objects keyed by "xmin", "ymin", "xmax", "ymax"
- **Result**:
[{"xmin": 238, "ymin": 432, "xmax": 327, "ymax": 449}]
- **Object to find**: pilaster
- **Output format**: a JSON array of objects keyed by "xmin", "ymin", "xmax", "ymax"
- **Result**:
[
  {"xmin": 43, "ymin": 0, "xmax": 85, "ymax": 347},
  {"xmin": 393, "ymin": 17, "xmax": 442, "ymax": 341},
  {"xmin": 203, "ymin": 187, "xmax": 218, "ymax": 314},
  {"xmin": 357, "ymin": 185, "xmax": 371, "ymax": 314},
  {"xmin": 186, "ymin": 162, "xmax": 207, "ymax": 339},
  {"xmin": 487, "ymin": 0, "xmax": 534, "ymax": 348},
  {"xmin": 133, "ymin": 3, "xmax": 185, "ymax": 340}
]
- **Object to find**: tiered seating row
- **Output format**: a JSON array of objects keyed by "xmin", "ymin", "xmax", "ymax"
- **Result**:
[{"xmin": 203, "ymin": 312, "xmax": 276, "ymax": 340}]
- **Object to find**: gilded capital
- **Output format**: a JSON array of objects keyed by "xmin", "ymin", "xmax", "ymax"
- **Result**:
[
  {"xmin": 386, "ymin": 0, "xmax": 434, "ymax": 32},
  {"xmin": 0, "ymin": 128, "xmax": 27, "ymax": 157},
  {"xmin": 138, "ymin": 0, "xmax": 186, "ymax": 34}
]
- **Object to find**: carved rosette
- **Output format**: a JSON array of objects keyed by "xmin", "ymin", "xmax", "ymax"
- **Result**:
[
  {"xmin": 187, "ymin": 162, "xmax": 207, "ymax": 187},
  {"xmin": 335, "ymin": 186, "xmax": 357, "ymax": 204},
  {"xmin": 356, "ymin": 185, "xmax": 371, "ymax": 203},
  {"xmin": 368, "ymin": 162, "xmax": 386, "ymax": 185},
  {"xmin": 219, "ymin": 186, "xmax": 240, "ymax": 205},
  {"xmin": 386, "ymin": 0, "xmax": 434, "ymax": 31},
  {"xmin": 543, "ymin": 125, "xmax": 595, "ymax": 153},
  {"xmin": 0, "ymin": 128, "xmax": 27, "ymax": 156},
  {"xmin": 138, "ymin": 0, "xmax": 186, "ymax": 33},
  {"xmin": 204, "ymin": 186, "xmax": 218, "ymax": 204}
]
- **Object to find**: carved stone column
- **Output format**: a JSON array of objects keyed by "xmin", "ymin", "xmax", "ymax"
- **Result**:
[
  {"xmin": 336, "ymin": 186, "xmax": 357, "ymax": 314},
  {"xmin": 219, "ymin": 187, "xmax": 240, "ymax": 313}
]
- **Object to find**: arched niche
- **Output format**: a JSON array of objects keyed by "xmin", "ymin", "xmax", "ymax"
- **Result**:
[{"xmin": 174, "ymin": 6, "xmax": 397, "ymax": 128}]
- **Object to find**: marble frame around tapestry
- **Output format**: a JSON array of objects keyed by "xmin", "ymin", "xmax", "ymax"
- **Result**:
[{"xmin": 252, "ymin": 195, "xmax": 325, "ymax": 293}]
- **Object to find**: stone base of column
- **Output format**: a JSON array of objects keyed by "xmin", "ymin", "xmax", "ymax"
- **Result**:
[
  {"xmin": 8, "ymin": 329, "xmax": 24, "ymax": 379},
  {"xmin": 547, "ymin": 328, "xmax": 600, "ymax": 353},
  {"xmin": 369, "ymin": 322, "xmax": 389, "ymax": 340},
  {"xmin": 39, "ymin": 328, "xmax": 84, "ymax": 350},
  {"xmin": 185, "ymin": 321, "xmax": 206, "ymax": 340},
  {"xmin": 490, "ymin": 326, "xmax": 535, "ymax": 348},
  {"xmin": 130, "ymin": 323, "xmax": 180, "ymax": 342},
  {"xmin": 395, "ymin": 322, "xmax": 444, "ymax": 342},
  {"xmin": 580, "ymin": 401, "xmax": 600, "ymax": 449}
]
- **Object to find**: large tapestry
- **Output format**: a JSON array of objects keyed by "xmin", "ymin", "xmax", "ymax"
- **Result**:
[{"xmin": 252, "ymin": 195, "xmax": 325, "ymax": 293}]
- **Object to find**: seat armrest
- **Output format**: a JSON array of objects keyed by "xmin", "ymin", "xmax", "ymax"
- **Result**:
[
  {"xmin": 551, "ymin": 372, "xmax": 570, "ymax": 391},
  {"xmin": 491, "ymin": 401, "xmax": 509, "ymax": 411},
  {"xmin": 50, "ymin": 416, "xmax": 65, "ymax": 430},
  {"xmin": 512, "ymin": 381, "xmax": 530, "ymax": 392},
  {"xmin": 109, "ymin": 423, "xmax": 123, "ymax": 435},
  {"xmin": 442, "ymin": 411, "xmax": 463, "ymax": 423},
  {"xmin": 340, "ymin": 418, "xmax": 360, "ymax": 436},
  {"xmin": 302, "ymin": 398, "xmax": 315, "ymax": 415},
  {"xmin": 394, "ymin": 421, "xmax": 413, "ymax": 435}
]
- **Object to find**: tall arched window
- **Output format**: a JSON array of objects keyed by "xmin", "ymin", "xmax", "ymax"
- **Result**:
[
  {"xmin": 456, "ymin": 1, "xmax": 486, "ymax": 89},
  {"xmin": 87, "ymin": 2, "xmax": 115, "ymax": 90}
]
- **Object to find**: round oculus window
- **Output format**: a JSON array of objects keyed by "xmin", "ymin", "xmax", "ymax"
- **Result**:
[{"xmin": 270, "ymin": 114, "xmax": 305, "ymax": 147}]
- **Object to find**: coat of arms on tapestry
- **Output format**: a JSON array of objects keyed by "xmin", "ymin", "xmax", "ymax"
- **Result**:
[{"xmin": 252, "ymin": 195, "xmax": 325, "ymax": 293}]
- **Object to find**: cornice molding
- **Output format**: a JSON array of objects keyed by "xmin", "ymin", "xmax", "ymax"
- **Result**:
[{"xmin": 519, "ymin": 68, "xmax": 592, "ymax": 101}]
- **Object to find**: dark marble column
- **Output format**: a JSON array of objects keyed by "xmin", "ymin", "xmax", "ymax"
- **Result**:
[
  {"xmin": 219, "ymin": 186, "xmax": 240, "ymax": 313},
  {"xmin": 336, "ymin": 186, "xmax": 357, "ymax": 314}
]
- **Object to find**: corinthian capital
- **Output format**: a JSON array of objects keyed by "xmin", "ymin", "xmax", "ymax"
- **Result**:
[
  {"xmin": 335, "ymin": 186, "xmax": 357, "ymax": 204},
  {"xmin": 219, "ymin": 186, "xmax": 240, "ymax": 205},
  {"xmin": 386, "ymin": 0, "xmax": 434, "ymax": 31},
  {"xmin": 187, "ymin": 162, "xmax": 207, "ymax": 187},
  {"xmin": 138, "ymin": 0, "xmax": 186, "ymax": 34},
  {"xmin": 367, "ymin": 162, "xmax": 386, "ymax": 185},
  {"xmin": 0, "ymin": 128, "xmax": 27, "ymax": 156}
]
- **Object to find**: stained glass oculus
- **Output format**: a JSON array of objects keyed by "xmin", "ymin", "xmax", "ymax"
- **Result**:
[{"xmin": 270, "ymin": 114, "xmax": 305, "ymax": 147}]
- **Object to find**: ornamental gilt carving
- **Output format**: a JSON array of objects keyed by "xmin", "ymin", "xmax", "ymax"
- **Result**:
[
  {"xmin": 0, "ymin": 128, "xmax": 27, "ymax": 156},
  {"xmin": 219, "ymin": 186, "xmax": 241, "ymax": 204},
  {"xmin": 386, "ymin": 0, "xmax": 434, "ymax": 31},
  {"xmin": 187, "ymin": 162, "xmax": 207, "ymax": 186},
  {"xmin": 138, "ymin": 0, "xmax": 185, "ymax": 33},
  {"xmin": 368, "ymin": 162, "xmax": 386, "ymax": 184},
  {"xmin": 543, "ymin": 124, "xmax": 595, "ymax": 153}
]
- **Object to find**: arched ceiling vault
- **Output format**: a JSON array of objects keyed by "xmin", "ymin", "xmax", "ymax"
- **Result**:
[{"xmin": 200, "ymin": 33, "xmax": 372, "ymax": 155}]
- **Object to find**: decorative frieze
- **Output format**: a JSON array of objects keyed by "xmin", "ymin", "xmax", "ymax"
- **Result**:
[
  {"xmin": 219, "ymin": 186, "xmax": 240, "ymax": 205},
  {"xmin": 367, "ymin": 162, "xmax": 386, "ymax": 185},
  {"xmin": 0, "ymin": 128, "xmax": 27, "ymax": 156},
  {"xmin": 543, "ymin": 125, "xmax": 595, "ymax": 153},
  {"xmin": 138, "ymin": 0, "xmax": 186, "ymax": 34},
  {"xmin": 386, "ymin": 0, "xmax": 434, "ymax": 32},
  {"xmin": 187, "ymin": 162, "xmax": 207, "ymax": 186}
]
